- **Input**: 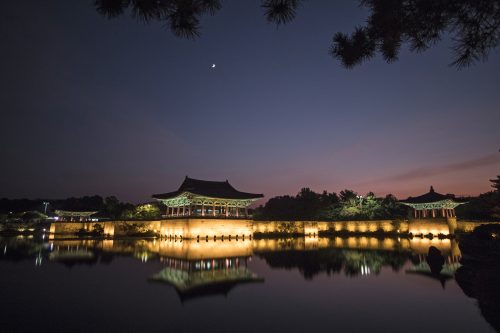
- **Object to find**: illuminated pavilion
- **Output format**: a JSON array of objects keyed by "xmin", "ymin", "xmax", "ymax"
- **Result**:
[
  {"xmin": 152, "ymin": 177, "xmax": 263, "ymax": 218},
  {"xmin": 54, "ymin": 210, "xmax": 98, "ymax": 222},
  {"xmin": 400, "ymin": 186, "xmax": 466, "ymax": 219}
]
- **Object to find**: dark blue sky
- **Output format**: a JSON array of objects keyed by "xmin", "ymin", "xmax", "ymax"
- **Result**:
[{"xmin": 1, "ymin": 1, "xmax": 499, "ymax": 203}]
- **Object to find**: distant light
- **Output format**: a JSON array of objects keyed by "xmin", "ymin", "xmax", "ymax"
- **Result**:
[{"xmin": 211, "ymin": 64, "xmax": 216, "ymax": 68}]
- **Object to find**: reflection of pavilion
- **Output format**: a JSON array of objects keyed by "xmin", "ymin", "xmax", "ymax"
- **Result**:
[
  {"xmin": 405, "ymin": 260, "xmax": 461, "ymax": 288},
  {"xmin": 405, "ymin": 243, "xmax": 461, "ymax": 288},
  {"xmin": 151, "ymin": 256, "xmax": 263, "ymax": 302}
]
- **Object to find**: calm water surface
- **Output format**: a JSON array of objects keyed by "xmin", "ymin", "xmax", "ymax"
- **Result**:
[{"xmin": 0, "ymin": 236, "xmax": 496, "ymax": 333}]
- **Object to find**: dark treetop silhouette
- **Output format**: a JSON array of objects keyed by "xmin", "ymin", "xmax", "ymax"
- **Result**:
[{"xmin": 94, "ymin": 0, "xmax": 500, "ymax": 68}]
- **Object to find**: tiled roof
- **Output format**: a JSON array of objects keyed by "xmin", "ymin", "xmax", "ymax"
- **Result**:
[{"xmin": 152, "ymin": 177, "xmax": 264, "ymax": 200}]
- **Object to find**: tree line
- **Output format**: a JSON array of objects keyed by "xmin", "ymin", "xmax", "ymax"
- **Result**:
[
  {"xmin": 456, "ymin": 176, "xmax": 500, "ymax": 220},
  {"xmin": 255, "ymin": 176, "xmax": 500, "ymax": 221},
  {"xmin": 2, "ymin": 175, "xmax": 499, "ymax": 221},
  {"xmin": 0, "ymin": 196, "xmax": 134, "ymax": 219},
  {"xmin": 253, "ymin": 187, "xmax": 408, "ymax": 221}
]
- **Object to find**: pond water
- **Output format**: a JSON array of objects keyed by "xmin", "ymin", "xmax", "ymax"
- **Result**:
[{"xmin": 0, "ymin": 236, "xmax": 496, "ymax": 333}]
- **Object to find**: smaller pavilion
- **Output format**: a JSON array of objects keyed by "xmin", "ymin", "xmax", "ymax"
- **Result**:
[
  {"xmin": 54, "ymin": 210, "xmax": 98, "ymax": 222},
  {"xmin": 152, "ymin": 177, "xmax": 263, "ymax": 218},
  {"xmin": 400, "ymin": 186, "xmax": 466, "ymax": 219}
]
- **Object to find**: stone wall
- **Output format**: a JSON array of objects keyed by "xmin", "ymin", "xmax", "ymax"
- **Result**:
[
  {"xmin": 50, "ymin": 218, "xmax": 253, "ymax": 239},
  {"xmin": 253, "ymin": 220, "xmax": 407, "ymax": 235},
  {"xmin": 49, "ymin": 218, "xmax": 500, "ymax": 239},
  {"xmin": 456, "ymin": 220, "xmax": 500, "ymax": 232}
]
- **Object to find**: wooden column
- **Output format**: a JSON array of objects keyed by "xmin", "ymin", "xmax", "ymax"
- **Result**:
[
  {"xmin": 245, "ymin": 207, "xmax": 248, "ymax": 217},
  {"xmin": 236, "ymin": 207, "xmax": 239, "ymax": 218},
  {"xmin": 225, "ymin": 204, "xmax": 229, "ymax": 217},
  {"xmin": 201, "ymin": 203, "xmax": 205, "ymax": 216},
  {"xmin": 213, "ymin": 203, "xmax": 216, "ymax": 216}
]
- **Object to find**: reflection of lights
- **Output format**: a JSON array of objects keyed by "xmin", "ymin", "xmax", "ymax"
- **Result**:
[
  {"xmin": 50, "ymin": 243, "xmax": 54, "ymax": 251},
  {"xmin": 35, "ymin": 252, "xmax": 42, "ymax": 266},
  {"xmin": 3, "ymin": 245, "xmax": 6, "ymax": 255},
  {"xmin": 360, "ymin": 258, "xmax": 371, "ymax": 276}
]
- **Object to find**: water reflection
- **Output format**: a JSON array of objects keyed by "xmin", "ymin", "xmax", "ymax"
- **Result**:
[
  {"xmin": 0, "ymin": 236, "xmax": 462, "ymax": 290},
  {"xmin": 151, "ymin": 256, "xmax": 263, "ymax": 302},
  {"xmin": 0, "ymin": 235, "xmax": 497, "ymax": 332}
]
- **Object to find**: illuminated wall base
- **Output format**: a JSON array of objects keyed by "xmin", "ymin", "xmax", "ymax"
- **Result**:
[
  {"xmin": 48, "ymin": 218, "xmax": 498, "ymax": 240},
  {"xmin": 49, "ymin": 218, "xmax": 253, "ymax": 239}
]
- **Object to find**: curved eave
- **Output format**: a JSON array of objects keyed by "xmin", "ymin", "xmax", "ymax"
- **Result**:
[
  {"xmin": 153, "ymin": 191, "xmax": 263, "ymax": 201},
  {"xmin": 54, "ymin": 210, "xmax": 99, "ymax": 217},
  {"xmin": 400, "ymin": 199, "xmax": 467, "ymax": 209}
]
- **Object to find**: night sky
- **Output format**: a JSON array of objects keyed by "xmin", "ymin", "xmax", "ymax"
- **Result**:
[{"xmin": 2, "ymin": 1, "xmax": 499, "ymax": 203}]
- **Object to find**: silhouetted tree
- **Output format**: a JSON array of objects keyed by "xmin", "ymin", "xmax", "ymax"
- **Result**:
[
  {"xmin": 256, "ymin": 187, "xmax": 407, "ymax": 220},
  {"xmin": 381, "ymin": 194, "xmax": 407, "ymax": 218},
  {"xmin": 94, "ymin": 0, "xmax": 500, "ymax": 68},
  {"xmin": 456, "ymin": 191, "xmax": 500, "ymax": 220},
  {"xmin": 102, "ymin": 196, "xmax": 135, "ymax": 218},
  {"xmin": 331, "ymin": 0, "xmax": 500, "ymax": 68},
  {"xmin": 490, "ymin": 175, "xmax": 500, "ymax": 192}
]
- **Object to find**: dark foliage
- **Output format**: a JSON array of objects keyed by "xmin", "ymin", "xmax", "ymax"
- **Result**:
[
  {"xmin": 456, "ymin": 223, "xmax": 500, "ymax": 331},
  {"xmin": 456, "ymin": 191, "xmax": 500, "ymax": 221},
  {"xmin": 94, "ymin": 0, "xmax": 222, "ymax": 38},
  {"xmin": 331, "ymin": 0, "xmax": 500, "ymax": 68},
  {"xmin": 93, "ymin": 0, "xmax": 500, "ymax": 68},
  {"xmin": 0, "ymin": 196, "xmax": 134, "ymax": 219},
  {"xmin": 490, "ymin": 175, "xmax": 500, "ymax": 192},
  {"xmin": 261, "ymin": 0, "xmax": 300, "ymax": 26},
  {"xmin": 254, "ymin": 187, "xmax": 408, "ymax": 220}
]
